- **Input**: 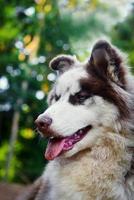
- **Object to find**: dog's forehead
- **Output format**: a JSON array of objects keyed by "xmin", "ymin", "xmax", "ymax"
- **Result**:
[{"xmin": 56, "ymin": 67, "xmax": 88, "ymax": 94}]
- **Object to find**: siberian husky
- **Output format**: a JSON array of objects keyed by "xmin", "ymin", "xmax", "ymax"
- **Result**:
[{"xmin": 19, "ymin": 40, "xmax": 134, "ymax": 200}]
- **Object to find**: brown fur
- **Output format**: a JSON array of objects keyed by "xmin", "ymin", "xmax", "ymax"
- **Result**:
[
  {"xmin": 18, "ymin": 40, "xmax": 134, "ymax": 200},
  {"xmin": 80, "ymin": 77, "xmax": 129, "ymax": 119}
]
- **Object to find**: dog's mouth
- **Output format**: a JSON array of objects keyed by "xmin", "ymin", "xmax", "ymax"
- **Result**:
[{"xmin": 45, "ymin": 125, "xmax": 92, "ymax": 160}]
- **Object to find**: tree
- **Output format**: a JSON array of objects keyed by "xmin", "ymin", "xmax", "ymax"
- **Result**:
[
  {"xmin": 111, "ymin": 3, "xmax": 134, "ymax": 72},
  {"xmin": 0, "ymin": 0, "xmax": 72, "ymax": 182}
]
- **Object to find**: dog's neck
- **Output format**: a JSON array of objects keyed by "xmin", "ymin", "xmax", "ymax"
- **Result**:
[
  {"xmin": 59, "ymin": 130, "xmax": 132, "ymax": 171},
  {"xmin": 41, "ymin": 130, "xmax": 133, "ymax": 200}
]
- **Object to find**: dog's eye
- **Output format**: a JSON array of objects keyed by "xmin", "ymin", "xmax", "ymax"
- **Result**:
[
  {"xmin": 77, "ymin": 92, "xmax": 91, "ymax": 103},
  {"xmin": 55, "ymin": 95, "xmax": 60, "ymax": 101},
  {"xmin": 78, "ymin": 95, "xmax": 87, "ymax": 102},
  {"xmin": 69, "ymin": 91, "xmax": 92, "ymax": 105},
  {"xmin": 76, "ymin": 91, "xmax": 92, "ymax": 104}
]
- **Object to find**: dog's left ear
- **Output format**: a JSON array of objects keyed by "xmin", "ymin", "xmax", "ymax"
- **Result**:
[
  {"xmin": 89, "ymin": 40, "xmax": 126, "ymax": 87},
  {"xmin": 49, "ymin": 54, "xmax": 78, "ymax": 74}
]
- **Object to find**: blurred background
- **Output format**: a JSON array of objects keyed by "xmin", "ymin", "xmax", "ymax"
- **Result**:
[{"xmin": 0, "ymin": 0, "xmax": 134, "ymax": 187}]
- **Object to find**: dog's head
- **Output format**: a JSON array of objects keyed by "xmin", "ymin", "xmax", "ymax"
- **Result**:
[{"xmin": 35, "ymin": 40, "xmax": 131, "ymax": 160}]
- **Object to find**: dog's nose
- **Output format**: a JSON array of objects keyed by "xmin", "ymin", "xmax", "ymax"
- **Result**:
[{"xmin": 35, "ymin": 116, "xmax": 52, "ymax": 130}]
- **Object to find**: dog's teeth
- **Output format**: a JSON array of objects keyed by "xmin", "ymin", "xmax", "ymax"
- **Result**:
[
  {"xmin": 79, "ymin": 130, "xmax": 83, "ymax": 134},
  {"xmin": 50, "ymin": 137, "xmax": 54, "ymax": 139}
]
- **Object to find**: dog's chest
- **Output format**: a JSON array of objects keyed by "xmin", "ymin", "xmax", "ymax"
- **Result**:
[
  {"xmin": 43, "ymin": 159, "xmax": 88, "ymax": 200},
  {"xmin": 42, "ymin": 151, "xmax": 120, "ymax": 200}
]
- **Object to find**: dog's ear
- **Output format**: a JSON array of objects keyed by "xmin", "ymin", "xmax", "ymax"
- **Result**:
[
  {"xmin": 49, "ymin": 55, "xmax": 78, "ymax": 74},
  {"xmin": 89, "ymin": 40, "xmax": 126, "ymax": 87}
]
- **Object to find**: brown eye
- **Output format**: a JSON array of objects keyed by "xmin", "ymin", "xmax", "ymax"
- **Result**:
[
  {"xmin": 78, "ymin": 95, "xmax": 87, "ymax": 102},
  {"xmin": 77, "ymin": 92, "xmax": 91, "ymax": 103},
  {"xmin": 69, "ymin": 91, "xmax": 92, "ymax": 105}
]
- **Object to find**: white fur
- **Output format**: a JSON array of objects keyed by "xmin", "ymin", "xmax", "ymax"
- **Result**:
[{"xmin": 34, "ymin": 50, "xmax": 134, "ymax": 200}]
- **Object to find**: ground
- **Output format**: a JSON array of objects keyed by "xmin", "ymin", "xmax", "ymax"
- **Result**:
[{"xmin": 0, "ymin": 182, "xmax": 27, "ymax": 200}]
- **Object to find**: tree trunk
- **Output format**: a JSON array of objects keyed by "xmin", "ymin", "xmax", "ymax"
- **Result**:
[
  {"xmin": 4, "ymin": 110, "xmax": 20, "ymax": 181},
  {"xmin": 4, "ymin": 81, "xmax": 28, "ymax": 181}
]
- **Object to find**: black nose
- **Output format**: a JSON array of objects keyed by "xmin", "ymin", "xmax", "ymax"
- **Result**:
[{"xmin": 35, "ymin": 116, "xmax": 52, "ymax": 130}]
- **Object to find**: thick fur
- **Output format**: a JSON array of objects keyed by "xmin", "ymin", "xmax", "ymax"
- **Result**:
[{"xmin": 18, "ymin": 40, "xmax": 134, "ymax": 200}]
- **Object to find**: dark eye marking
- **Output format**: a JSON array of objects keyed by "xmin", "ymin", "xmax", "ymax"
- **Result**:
[
  {"xmin": 69, "ymin": 91, "xmax": 92, "ymax": 105},
  {"xmin": 49, "ymin": 94, "xmax": 55, "ymax": 105},
  {"xmin": 55, "ymin": 94, "xmax": 61, "ymax": 101}
]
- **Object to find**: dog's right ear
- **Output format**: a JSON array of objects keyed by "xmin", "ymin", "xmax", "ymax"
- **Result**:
[
  {"xmin": 49, "ymin": 55, "xmax": 78, "ymax": 74},
  {"xmin": 89, "ymin": 40, "xmax": 126, "ymax": 87}
]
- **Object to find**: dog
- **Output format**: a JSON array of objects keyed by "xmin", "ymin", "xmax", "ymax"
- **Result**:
[{"xmin": 18, "ymin": 40, "xmax": 134, "ymax": 200}]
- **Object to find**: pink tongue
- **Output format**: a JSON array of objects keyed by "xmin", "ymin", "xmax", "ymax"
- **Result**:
[{"xmin": 45, "ymin": 138, "xmax": 66, "ymax": 160}]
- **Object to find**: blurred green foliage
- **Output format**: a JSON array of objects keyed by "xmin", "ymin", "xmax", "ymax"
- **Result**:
[
  {"xmin": 111, "ymin": 3, "xmax": 134, "ymax": 72},
  {"xmin": 0, "ymin": 0, "xmax": 134, "ymax": 183}
]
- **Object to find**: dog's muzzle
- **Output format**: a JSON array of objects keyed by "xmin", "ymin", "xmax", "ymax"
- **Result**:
[{"xmin": 35, "ymin": 115, "xmax": 52, "ymax": 136}]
